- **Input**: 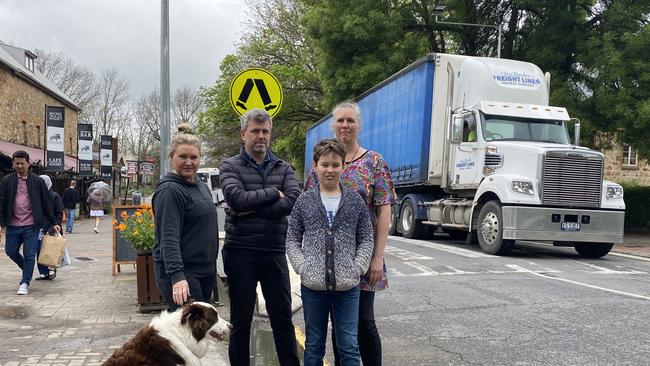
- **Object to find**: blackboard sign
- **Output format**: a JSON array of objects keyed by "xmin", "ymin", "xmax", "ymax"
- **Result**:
[{"xmin": 112, "ymin": 205, "xmax": 141, "ymax": 276}]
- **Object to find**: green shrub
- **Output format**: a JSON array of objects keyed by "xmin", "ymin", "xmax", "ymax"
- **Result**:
[{"xmin": 621, "ymin": 183, "xmax": 650, "ymax": 232}]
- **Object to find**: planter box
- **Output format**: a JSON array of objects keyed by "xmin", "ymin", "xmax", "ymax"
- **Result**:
[{"xmin": 136, "ymin": 254, "xmax": 167, "ymax": 313}]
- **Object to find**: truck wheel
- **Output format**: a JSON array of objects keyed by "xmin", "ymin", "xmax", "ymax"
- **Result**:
[
  {"xmin": 399, "ymin": 199, "xmax": 425, "ymax": 239},
  {"xmin": 477, "ymin": 201, "xmax": 514, "ymax": 255},
  {"xmin": 388, "ymin": 206, "xmax": 400, "ymax": 236},
  {"xmin": 574, "ymin": 243, "xmax": 613, "ymax": 258}
]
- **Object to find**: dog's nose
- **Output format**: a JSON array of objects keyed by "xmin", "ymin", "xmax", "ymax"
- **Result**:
[{"xmin": 228, "ymin": 323, "xmax": 233, "ymax": 330}]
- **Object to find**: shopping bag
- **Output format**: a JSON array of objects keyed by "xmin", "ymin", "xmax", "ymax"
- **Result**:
[
  {"xmin": 60, "ymin": 247, "xmax": 71, "ymax": 267},
  {"xmin": 38, "ymin": 233, "xmax": 67, "ymax": 268}
]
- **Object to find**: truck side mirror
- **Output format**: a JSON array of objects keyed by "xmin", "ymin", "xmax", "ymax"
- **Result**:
[
  {"xmin": 451, "ymin": 115, "xmax": 463, "ymax": 144},
  {"xmin": 573, "ymin": 120, "xmax": 581, "ymax": 146}
]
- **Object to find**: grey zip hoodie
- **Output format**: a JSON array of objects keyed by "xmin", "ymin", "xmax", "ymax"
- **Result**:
[{"xmin": 152, "ymin": 173, "xmax": 218, "ymax": 284}]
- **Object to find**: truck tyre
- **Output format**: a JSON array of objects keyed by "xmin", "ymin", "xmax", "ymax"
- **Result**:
[
  {"xmin": 477, "ymin": 201, "xmax": 514, "ymax": 255},
  {"xmin": 399, "ymin": 199, "xmax": 426, "ymax": 239},
  {"xmin": 574, "ymin": 243, "xmax": 613, "ymax": 258},
  {"xmin": 388, "ymin": 206, "xmax": 400, "ymax": 236}
]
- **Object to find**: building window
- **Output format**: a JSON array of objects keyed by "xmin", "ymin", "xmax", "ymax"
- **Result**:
[
  {"xmin": 622, "ymin": 145, "xmax": 638, "ymax": 167},
  {"xmin": 69, "ymin": 137, "xmax": 73, "ymax": 154},
  {"xmin": 36, "ymin": 126, "xmax": 41, "ymax": 147},
  {"xmin": 22, "ymin": 121, "xmax": 27, "ymax": 143},
  {"xmin": 25, "ymin": 56, "xmax": 34, "ymax": 72}
]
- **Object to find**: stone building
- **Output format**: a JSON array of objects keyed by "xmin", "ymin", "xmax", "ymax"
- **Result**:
[
  {"xmin": 0, "ymin": 41, "xmax": 80, "ymax": 172},
  {"xmin": 603, "ymin": 143, "xmax": 650, "ymax": 186}
]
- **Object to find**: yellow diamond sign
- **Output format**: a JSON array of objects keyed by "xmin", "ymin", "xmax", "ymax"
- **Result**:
[{"xmin": 229, "ymin": 68, "xmax": 283, "ymax": 117}]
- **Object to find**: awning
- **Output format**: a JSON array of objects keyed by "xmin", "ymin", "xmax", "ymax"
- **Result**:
[{"xmin": 0, "ymin": 140, "xmax": 78, "ymax": 171}]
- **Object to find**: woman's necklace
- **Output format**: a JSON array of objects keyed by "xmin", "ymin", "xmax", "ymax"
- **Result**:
[{"xmin": 346, "ymin": 144, "xmax": 361, "ymax": 164}]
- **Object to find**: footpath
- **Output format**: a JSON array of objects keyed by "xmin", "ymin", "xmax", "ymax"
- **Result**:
[
  {"xmin": 0, "ymin": 213, "xmax": 229, "ymax": 365},
  {"xmin": 0, "ymin": 208, "xmax": 647, "ymax": 365}
]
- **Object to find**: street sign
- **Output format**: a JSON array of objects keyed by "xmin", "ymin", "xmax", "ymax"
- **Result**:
[
  {"xmin": 126, "ymin": 161, "xmax": 138, "ymax": 175},
  {"xmin": 229, "ymin": 68, "xmax": 283, "ymax": 117},
  {"xmin": 139, "ymin": 162, "xmax": 155, "ymax": 175}
]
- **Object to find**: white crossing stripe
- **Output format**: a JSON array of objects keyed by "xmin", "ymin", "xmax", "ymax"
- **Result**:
[
  {"xmin": 390, "ymin": 236, "xmax": 495, "ymax": 258},
  {"xmin": 506, "ymin": 264, "xmax": 650, "ymax": 301},
  {"xmin": 385, "ymin": 246, "xmax": 433, "ymax": 261},
  {"xmin": 573, "ymin": 260, "xmax": 647, "ymax": 275}
]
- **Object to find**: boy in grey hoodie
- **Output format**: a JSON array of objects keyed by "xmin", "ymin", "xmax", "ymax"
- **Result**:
[{"xmin": 286, "ymin": 139, "xmax": 374, "ymax": 366}]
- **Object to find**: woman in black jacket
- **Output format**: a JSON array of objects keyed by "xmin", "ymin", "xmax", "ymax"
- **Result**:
[{"xmin": 152, "ymin": 123, "xmax": 218, "ymax": 310}]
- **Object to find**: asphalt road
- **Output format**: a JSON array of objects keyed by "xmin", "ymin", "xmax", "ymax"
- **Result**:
[{"xmin": 371, "ymin": 236, "xmax": 650, "ymax": 365}]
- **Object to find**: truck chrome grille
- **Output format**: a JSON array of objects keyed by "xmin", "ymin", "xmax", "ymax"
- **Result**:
[
  {"xmin": 542, "ymin": 151, "xmax": 603, "ymax": 208},
  {"xmin": 484, "ymin": 153, "xmax": 503, "ymax": 167}
]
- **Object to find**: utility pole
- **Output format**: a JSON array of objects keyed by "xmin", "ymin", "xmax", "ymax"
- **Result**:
[{"xmin": 160, "ymin": 0, "xmax": 170, "ymax": 177}]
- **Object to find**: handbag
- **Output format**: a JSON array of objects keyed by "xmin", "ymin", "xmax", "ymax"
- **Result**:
[{"xmin": 38, "ymin": 232, "xmax": 67, "ymax": 268}]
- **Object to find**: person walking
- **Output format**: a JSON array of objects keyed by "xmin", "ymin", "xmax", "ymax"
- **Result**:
[
  {"xmin": 62, "ymin": 180, "xmax": 79, "ymax": 234},
  {"xmin": 219, "ymin": 108, "xmax": 301, "ymax": 366},
  {"xmin": 87, "ymin": 188, "xmax": 105, "ymax": 233},
  {"xmin": 0, "ymin": 150, "xmax": 60, "ymax": 295},
  {"xmin": 35, "ymin": 175, "xmax": 63, "ymax": 281},
  {"xmin": 305, "ymin": 102, "xmax": 397, "ymax": 366},
  {"xmin": 287, "ymin": 139, "xmax": 374, "ymax": 366},
  {"xmin": 152, "ymin": 123, "xmax": 218, "ymax": 311}
]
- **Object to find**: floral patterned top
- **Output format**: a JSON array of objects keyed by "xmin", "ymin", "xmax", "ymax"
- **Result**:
[{"xmin": 305, "ymin": 150, "xmax": 397, "ymax": 291}]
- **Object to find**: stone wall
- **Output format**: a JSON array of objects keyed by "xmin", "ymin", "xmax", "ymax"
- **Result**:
[
  {"xmin": 0, "ymin": 65, "xmax": 79, "ymax": 156},
  {"xmin": 603, "ymin": 144, "xmax": 650, "ymax": 186}
]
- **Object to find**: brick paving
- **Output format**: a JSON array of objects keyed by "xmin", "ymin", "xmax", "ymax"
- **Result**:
[{"xmin": 0, "ymin": 211, "xmax": 228, "ymax": 365}]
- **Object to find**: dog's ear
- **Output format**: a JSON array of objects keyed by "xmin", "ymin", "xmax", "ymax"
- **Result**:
[{"xmin": 181, "ymin": 303, "xmax": 215, "ymax": 341}]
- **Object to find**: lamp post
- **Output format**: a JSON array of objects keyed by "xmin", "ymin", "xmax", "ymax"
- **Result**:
[{"xmin": 433, "ymin": 4, "xmax": 503, "ymax": 58}]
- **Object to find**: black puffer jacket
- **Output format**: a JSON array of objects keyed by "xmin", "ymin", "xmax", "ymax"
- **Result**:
[{"xmin": 219, "ymin": 148, "xmax": 300, "ymax": 253}]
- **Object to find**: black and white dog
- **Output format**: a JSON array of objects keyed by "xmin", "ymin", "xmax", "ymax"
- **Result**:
[{"xmin": 103, "ymin": 301, "xmax": 231, "ymax": 366}]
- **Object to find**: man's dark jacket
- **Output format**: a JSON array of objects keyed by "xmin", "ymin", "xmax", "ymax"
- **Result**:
[
  {"xmin": 62, "ymin": 187, "xmax": 80, "ymax": 209},
  {"xmin": 219, "ymin": 148, "xmax": 300, "ymax": 253},
  {"xmin": 0, "ymin": 172, "xmax": 55, "ymax": 229}
]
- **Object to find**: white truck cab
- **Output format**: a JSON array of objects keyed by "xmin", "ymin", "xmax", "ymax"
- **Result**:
[{"xmin": 197, "ymin": 168, "xmax": 223, "ymax": 206}]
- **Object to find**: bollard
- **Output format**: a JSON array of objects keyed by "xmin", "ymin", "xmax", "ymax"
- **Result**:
[{"xmin": 132, "ymin": 191, "xmax": 142, "ymax": 206}]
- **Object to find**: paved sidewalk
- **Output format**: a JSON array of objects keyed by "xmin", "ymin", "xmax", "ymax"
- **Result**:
[
  {"xmin": 0, "ymin": 214, "xmax": 228, "ymax": 365},
  {"xmin": 614, "ymin": 232, "xmax": 650, "ymax": 257}
]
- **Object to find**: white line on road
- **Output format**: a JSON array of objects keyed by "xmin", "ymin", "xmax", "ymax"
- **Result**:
[
  {"xmin": 506, "ymin": 264, "xmax": 650, "ymax": 301},
  {"xmin": 385, "ymin": 246, "xmax": 433, "ymax": 261},
  {"xmin": 390, "ymin": 236, "xmax": 496, "ymax": 258},
  {"xmin": 520, "ymin": 241, "xmax": 650, "ymax": 262},
  {"xmin": 403, "ymin": 262, "xmax": 439, "ymax": 276},
  {"xmin": 573, "ymin": 260, "xmax": 647, "ymax": 275}
]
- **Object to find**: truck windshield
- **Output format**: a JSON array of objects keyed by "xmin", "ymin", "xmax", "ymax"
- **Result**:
[{"xmin": 481, "ymin": 114, "xmax": 569, "ymax": 144}]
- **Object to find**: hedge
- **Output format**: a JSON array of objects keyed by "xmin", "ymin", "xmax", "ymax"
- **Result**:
[{"xmin": 621, "ymin": 183, "xmax": 650, "ymax": 232}]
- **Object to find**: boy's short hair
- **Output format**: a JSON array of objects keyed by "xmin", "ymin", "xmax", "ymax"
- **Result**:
[{"xmin": 313, "ymin": 139, "xmax": 346, "ymax": 164}]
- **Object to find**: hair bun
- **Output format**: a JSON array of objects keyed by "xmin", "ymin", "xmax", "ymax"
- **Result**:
[{"xmin": 176, "ymin": 123, "xmax": 194, "ymax": 135}]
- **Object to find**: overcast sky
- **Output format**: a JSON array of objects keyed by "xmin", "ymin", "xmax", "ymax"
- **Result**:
[{"xmin": 0, "ymin": 0, "xmax": 244, "ymax": 97}]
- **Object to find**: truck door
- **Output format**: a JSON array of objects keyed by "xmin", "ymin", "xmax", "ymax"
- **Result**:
[{"xmin": 450, "ymin": 112, "xmax": 482, "ymax": 188}]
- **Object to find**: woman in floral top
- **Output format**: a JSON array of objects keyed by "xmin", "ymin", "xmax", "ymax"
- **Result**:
[{"xmin": 304, "ymin": 101, "xmax": 397, "ymax": 366}]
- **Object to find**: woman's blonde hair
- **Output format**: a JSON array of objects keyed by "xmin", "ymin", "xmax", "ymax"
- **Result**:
[{"xmin": 168, "ymin": 123, "xmax": 201, "ymax": 159}]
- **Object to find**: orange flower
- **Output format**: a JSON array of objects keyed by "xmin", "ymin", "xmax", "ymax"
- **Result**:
[
  {"xmin": 134, "ymin": 211, "xmax": 142, "ymax": 217},
  {"xmin": 121, "ymin": 211, "xmax": 128, "ymax": 218},
  {"xmin": 117, "ymin": 223, "xmax": 127, "ymax": 231},
  {"xmin": 112, "ymin": 219, "xmax": 117, "ymax": 226}
]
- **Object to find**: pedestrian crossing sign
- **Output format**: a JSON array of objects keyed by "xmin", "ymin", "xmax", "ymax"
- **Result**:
[{"xmin": 229, "ymin": 68, "xmax": 283, "ymax": 117}]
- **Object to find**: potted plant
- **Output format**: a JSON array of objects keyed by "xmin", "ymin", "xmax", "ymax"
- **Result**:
[
  {"xmin": 113, "ymin": 205, "xmax": 165, "ymax": 311},
  {"xmin": 114, "ymin": 205, "xmax": 154, "ymax": 254}
]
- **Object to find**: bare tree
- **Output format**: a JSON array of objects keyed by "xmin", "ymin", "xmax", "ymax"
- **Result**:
[
  {"xmin": 172, "ymin": 86, "xmax": 204, "ymax": 128},
  {"xmin": 135, "ymin": 89, "xmax": 162, "ymax": 142},
  {"xmin": 95, "ymin": 68, "xmax": 130, "ymax": 137},
  {"xmin": 34, "ymin": 49, "xmax": 100, "ymax": 119}
]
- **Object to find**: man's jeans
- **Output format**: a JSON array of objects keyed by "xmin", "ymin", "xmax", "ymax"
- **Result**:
[
  {"xmin": 4, "ymin": 225, "xmax": 40, "ymax": 286},
  {"xmin": 65, "ymin": 208, "xmax": 76, "ymax": 233},
  {"xmin": 302, "ymin": 285, "xmax": 361, "ymax": 366}
]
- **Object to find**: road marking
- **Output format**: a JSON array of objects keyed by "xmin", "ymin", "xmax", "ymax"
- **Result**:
[
  {"xmin": 609, "ymin": 252, "xmax": 650, "ymax": 262},
  {"xmin": 573, "ymin": 260, "xmax": 647, "ymax": 275},
  {"xmin": 385, "ymin": 246, "xmax": 433, "ymax": 261},
  {"xmin": 403, "ymin": 262, "xmax": 439, "ymax": 276},
  {"xmin": 390, "ymin": 236, "xmax": 495, "ymax": 258},
  {"xmin": 506, "ymin": 264, "xmax": 650, "ymax": 301}
]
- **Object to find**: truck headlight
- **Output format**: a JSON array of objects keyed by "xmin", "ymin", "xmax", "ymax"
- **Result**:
[
  {"xmin": 606, "ymin": 185, "xmax": 624, "ymax": 199},
  {"xmin": 512, "ymin": 180, "xmax": 534, "ymax": 195}
]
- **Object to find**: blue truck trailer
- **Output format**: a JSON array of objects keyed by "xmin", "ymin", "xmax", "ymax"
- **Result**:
[{"xmin": 305, "ymin": 53, "xmax": 625, "ymax": 257}]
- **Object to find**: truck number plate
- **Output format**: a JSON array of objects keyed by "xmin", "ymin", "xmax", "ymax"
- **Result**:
[{"xmin": 561, "ymin": 222, "xmax": 581, "ymax": 232}]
